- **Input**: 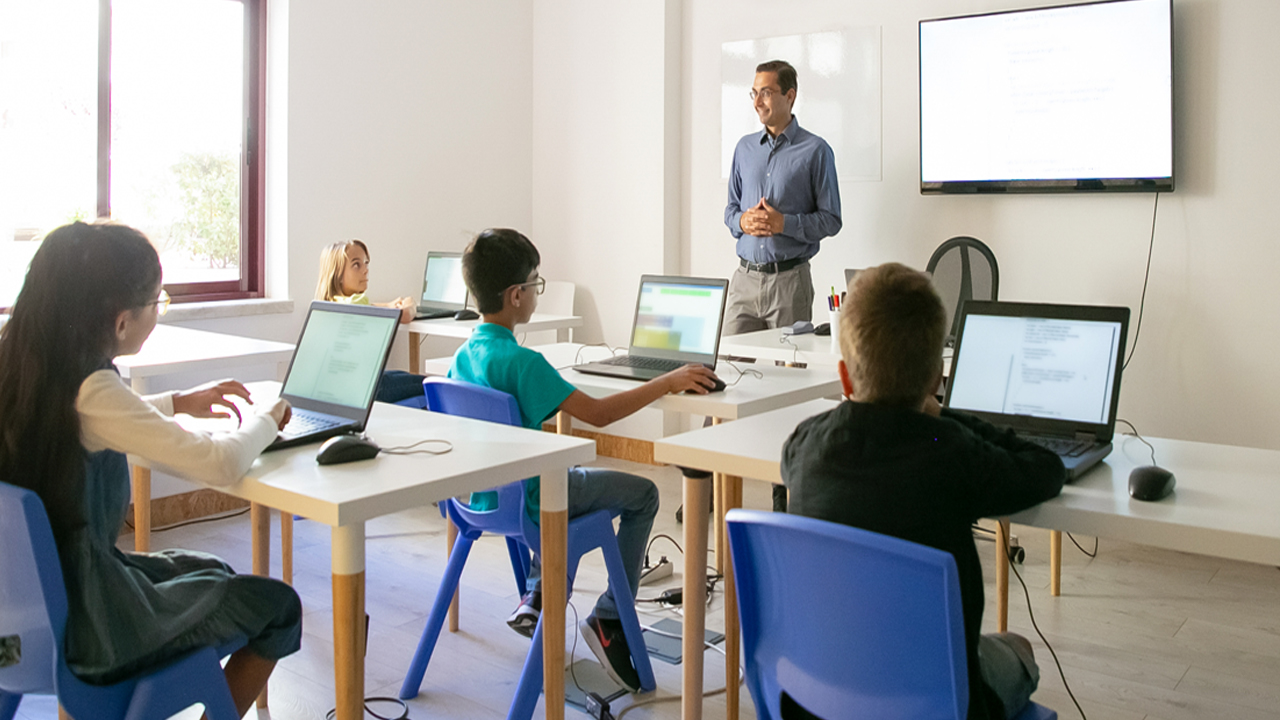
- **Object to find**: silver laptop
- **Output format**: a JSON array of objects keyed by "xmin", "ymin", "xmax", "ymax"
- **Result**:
[
  {"xmin": 267, "ymin": 301, "xmax": 402, "ymax": 450},
  {"xmin": 944, "ymin": 301, "xmax": 1130, "ymax": 480},
  {"xmin": 415, "ymin": 251, "xmax": 469, "ymax": 319},
  {"xmin": 574, "ymin": 275, "xmax": 729, "ymax": 381}
]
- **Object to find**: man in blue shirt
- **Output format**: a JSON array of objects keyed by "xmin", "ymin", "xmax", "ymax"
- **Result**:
[
  {"xmin": 451, "ymin": 229, "xmax": 719, "ymax": 692},
  {"xmin": 725, "ymin": 59, "xmax": 841, "ymax": 511}
]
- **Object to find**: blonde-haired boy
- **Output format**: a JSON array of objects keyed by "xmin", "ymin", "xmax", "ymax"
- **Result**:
[{"xmin": 782, "ymin": 262, "xmax": 1065, "ymax": 720}]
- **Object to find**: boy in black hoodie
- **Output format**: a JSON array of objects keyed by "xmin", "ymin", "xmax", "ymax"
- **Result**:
[{"xmin": 781, "ymin": 262, "xmax": 1065, "ymax": 719}]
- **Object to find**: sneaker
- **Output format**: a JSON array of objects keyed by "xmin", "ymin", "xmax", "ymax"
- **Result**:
[
  {"xmin": 506, "ymin": 591, "xmax": 540, "ymax": 638},
  {"xmin": 580, "ymin": 614, "xmax": 641, "ymax": 692}
]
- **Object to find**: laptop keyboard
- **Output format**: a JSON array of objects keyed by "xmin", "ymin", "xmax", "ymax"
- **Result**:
[
  {"xmin": 1022, "ymin": 435, "xmax": 1095, "ymax": 458},
  {"xmin": 281, "ymin": 411, "xmax": 344, "ymax": 437},
  {"xmin": 598, "ymin": 355, "xmax": 686, "ymax": 372}
]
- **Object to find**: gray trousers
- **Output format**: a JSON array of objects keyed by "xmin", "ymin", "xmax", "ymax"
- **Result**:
[
  {"xmin": 724, "ymin": 260, "xmax": 814, "ymax": 511},
  {"xmin": 723, "ymin": 261, "xmax": 815, "ymax": 335}
]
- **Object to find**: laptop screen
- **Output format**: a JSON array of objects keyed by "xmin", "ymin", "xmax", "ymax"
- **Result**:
[
  {"xmin": 282, "ymin": 305, "xmax": 399, "ymax": 409},
  {"xmin": 421, "ymin": 253, "xmax": 467, "ymax": 306},
  {"xmin": 631, "ymin": 279, "xmax": 727, "ymax": 356},
  {"xmin": 946, "ymin": 312, "xmax": 1123, "ymax": 425}
]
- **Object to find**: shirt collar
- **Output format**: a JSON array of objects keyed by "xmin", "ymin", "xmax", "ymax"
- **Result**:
[
  {"xmin": 473, "ymin": 322, "xmax": 517, "ymax": 342},
  {"xmin": 758, "ymin": 115, "xmax": 801, "ymax": 146}
]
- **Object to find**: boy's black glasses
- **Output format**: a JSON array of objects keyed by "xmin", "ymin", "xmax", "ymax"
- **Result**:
[{"xmin": 511, "ymin": 277, "xmax": 546, "ymax": 296}]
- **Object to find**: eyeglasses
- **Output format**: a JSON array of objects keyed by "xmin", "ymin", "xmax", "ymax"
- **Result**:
[
  {"xmin": 513, "ymin": 277, "xmax": 546, "ymax": 296},
  {"xmin": 148, "ymin": 289, "xmax": 170, "ymax": 316},
  {"xmin": 749, "ymin": 87, "xmax": 779, "ymax": 101}
]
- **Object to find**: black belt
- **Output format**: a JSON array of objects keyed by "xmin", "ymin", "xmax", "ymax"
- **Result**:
[{"xmin": 740, "ymin": 257, "xmax": 807, "ymax": 274}]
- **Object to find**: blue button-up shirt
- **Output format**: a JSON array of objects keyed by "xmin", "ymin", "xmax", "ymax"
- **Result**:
[{"xmin": 725, "ymin": 116, "xmax": 842, "ymax": 264}]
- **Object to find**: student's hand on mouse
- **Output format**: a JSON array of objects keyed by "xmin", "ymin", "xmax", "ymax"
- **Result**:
[
  {"xmin": 661, "ymin": 364, "xmax": 719, "ymax": 394},
  {"xmin": 172, "ymin": 379, "xmax": 252, "ymax": 424},
  {"xmin": 265, "ymin": 399, "xmax": 291, "ymax": 430}
]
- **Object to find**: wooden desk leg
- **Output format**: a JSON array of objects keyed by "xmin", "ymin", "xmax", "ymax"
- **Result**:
[
  {"xmin": 723, "ymin": 475, "xmax": 743, "ymax": 720},
  {"xmin": 58, "ymin": 705, "xmax": 72, "ymax": 720},
  {"xmin": 995, "ymin": 518, "xmax": 1010, "ymax": 633},
  {"xmin": 131, "ymin": 466, "xmax": 151, "ymax": 552},
  {"xmin": 556, "ymin": 410, "xmax": 572, "ymax": 435},
  {"xmin": 447, "ymin": 518, "xmax": 460, "ymax": 632},
  {"xmin": 1050, "ymin": 530, "xmax": 1062, "ymax": 597},
  {"xmin": 281, "ymin": 512, "xmax": 294, "ymax": 586},
  {"xmin": 713, "ymin": 472, "xmax": 725, "ymax": 574},
  {"xmin": 251, "ymin": 503, "xmax": 272, "ymax": 709},
  {"xmin": 541, "ymin": 469, "xmax": 569, "ymax": 720},
  {"xmin": 332, "ymin": 523, "xmax": 366, "ymax": 720},
  {"xmin": 409, "ymin": 331, "xmax": 422, "ymax": 375},
  {"xmin": 682, "ymin": 470, "xmax": 712, "ymax": 720}
]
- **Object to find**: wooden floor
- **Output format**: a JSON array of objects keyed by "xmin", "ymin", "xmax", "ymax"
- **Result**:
[{"xmin": 14, "ymin": 457, "xmax": 1280, "ymax": 720}]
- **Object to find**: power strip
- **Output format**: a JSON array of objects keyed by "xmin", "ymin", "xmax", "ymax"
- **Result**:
[{"xmin": 639, "ymin": 557, "xmax": 673, "ymax": 585}]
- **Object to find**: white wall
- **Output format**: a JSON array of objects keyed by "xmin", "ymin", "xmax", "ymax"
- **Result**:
[{"xmin": 682, "ymin": 0, "xmax": 1280, "ymax": 449}]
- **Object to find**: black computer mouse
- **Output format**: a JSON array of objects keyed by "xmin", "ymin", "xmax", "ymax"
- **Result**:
[
  {"xmin": 454, "ymin": 309, "xmax": 479, "ymax": 321},
  {"xmin": 316, "ymin": 435, "xmax": 381, "ymax": 465},
  {"xmin": 814, "ymin": 322, "xmax": 831, "ymax": 336},
  {"xmin": 684, "ymin": 376, "xmax": 727, "ymax": 394},
  {"xmin": 1128, "ymin": 465, "xmax": 1175, "ymax": 501}
]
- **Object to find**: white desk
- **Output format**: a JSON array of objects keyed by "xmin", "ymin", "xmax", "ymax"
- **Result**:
[
  {"xmin": 655, "ymin": 401, "xmax": 1280, "ymax": 719},
  {"xmin": 114, "ymin": 324, "xmax": 295, "ymax": 551},
  {"xmin": 406, "ymin": 312, "xmax": 582, "ymax": 373},
  {"xmin": 719, "ymin": 328, "xmax": 843, "ymax": 366},
  {"xmin": 173, "ymin": 387, "xmax": 596, "ymax": 720}
]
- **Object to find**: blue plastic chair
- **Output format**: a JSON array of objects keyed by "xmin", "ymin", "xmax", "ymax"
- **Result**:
[
  {"xmin": 398, "ymin": 378, "xmax": 655, "ymax": 720},
  {"xmin": 725, "ymin": 509, "xmax": 1056, "ymax": 720},
  {"xmin": 0, "ymin": 481, "xmax": 244, "ymax": 720}
]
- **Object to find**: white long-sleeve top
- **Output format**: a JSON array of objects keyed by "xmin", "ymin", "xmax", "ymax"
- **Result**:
[{"xmin": 76, "ymin": 369, "xmax": 278, "ymax": 487}]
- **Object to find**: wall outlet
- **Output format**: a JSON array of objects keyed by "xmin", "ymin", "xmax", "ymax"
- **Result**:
[{"xmin": 639, "ymin": 557, "xmax": 673, "ymax": 585}]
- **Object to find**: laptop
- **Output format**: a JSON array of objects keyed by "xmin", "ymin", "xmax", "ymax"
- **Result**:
[
  {"xmin": 844, "ymin": 268, "xmax": 860, "ymax": 289},
  {"xmin": 574, "ymin": 275, "xmax": 729, "ymax": 381},
  {"xmin": 415, "ymin": 251, "xmax": 469, "ymax": 319},
  {"xmin": 266, "ymin": 301, "xmax": 402, "ymax": 450},
  {"xmin": 943, "ymin": 300, "xmax": 1130, "ymax": 480}
]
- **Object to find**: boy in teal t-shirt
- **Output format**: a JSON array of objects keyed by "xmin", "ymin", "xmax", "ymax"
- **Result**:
[{"xmin": 450, "ymin": 228, "xmax": 720, "ymax": 693}]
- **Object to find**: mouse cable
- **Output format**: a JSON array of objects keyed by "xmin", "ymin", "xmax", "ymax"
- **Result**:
[
  {"xmin": 721, "ymin": 358, "xmax": 763, "ymax": 386},
  {"xmin": 557, "ymin": 342, "xmax": 624, "ymax": 370},
  {"xmin": 777, "ymin": 334, "xmax": 801, "ymax": 366},
  {"xmin": 1123, "ymin": 191, "xmax": 1160, "ymax": 371},
  {"xmin": 1066, "ymin": 533, "xmax": 1098, "ymax": 559},
  {"xmin": 1003, "ymin": 533, "xmax": 1088, "ymax": 720},
  {"xmin": 380, "ymin": 438, "xmax": 454, "ymax": 456},
  {"xmin": 124, "ymin": 506, "xmax": 251, "ymax": 533},
  {"xmin": 1115, "ymin": 418, "xmax": 1158, "ymax": 466},
  {"xmin": 325, "ymin": 697, "xmax": 408, "ymax": 720}
]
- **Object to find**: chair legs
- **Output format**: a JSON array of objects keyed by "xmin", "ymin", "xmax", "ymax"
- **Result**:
[
  {"xmin": 400, "ymin": 534, "xmax": 476, "ymax": 699},
  {"xmin": 121, "ymin": 647, "xmax": 240, "ymax": 720},
  {"xmin": 596, "ymin": 530, "xmax": 656, "ymax": 692},
  {"xmin": 505, "ymin": 537, "xmax": 531, "ymax": 594}
]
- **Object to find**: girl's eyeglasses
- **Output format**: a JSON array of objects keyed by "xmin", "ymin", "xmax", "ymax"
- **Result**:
[{"xmin": 148, "ymin": 289, "xmax": 171, "ymax": 316}]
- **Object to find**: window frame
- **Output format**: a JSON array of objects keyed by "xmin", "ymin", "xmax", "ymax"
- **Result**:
[{"xmin": 96, "ymin": 0, "xmax": 266, "ymax": 303}]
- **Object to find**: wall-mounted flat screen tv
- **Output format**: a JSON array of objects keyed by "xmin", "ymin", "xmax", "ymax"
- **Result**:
[{"xmin": 920, "ymin": 0, "xmax": 1173, "ymax": 194}]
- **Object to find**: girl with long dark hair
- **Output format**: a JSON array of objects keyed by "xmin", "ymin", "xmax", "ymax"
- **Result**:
[{"xmin": 0, "ymin": 222, "xmax": 301, "ymax": 714}]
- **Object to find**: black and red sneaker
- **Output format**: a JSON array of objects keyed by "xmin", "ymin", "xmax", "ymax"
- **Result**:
[
  {"xmin": 580, "ymin": 614, "xmax": 641, "ymax": 692},
  {"xmin": 506, "ymin": 591, "xmax": 540, "ymax": 638}
]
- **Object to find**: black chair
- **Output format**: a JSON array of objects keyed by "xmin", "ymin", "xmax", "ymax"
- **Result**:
[{"xmin": 926, "ymin": 236, "xmax": 999, "ymax": 346}]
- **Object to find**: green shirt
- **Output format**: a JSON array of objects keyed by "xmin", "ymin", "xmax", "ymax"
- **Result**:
[{"xmin": 449, "ymin": 323, "xmax": 577, "ymax": 516}]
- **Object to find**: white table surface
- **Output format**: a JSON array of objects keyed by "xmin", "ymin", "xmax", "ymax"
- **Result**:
[
  {"xmin": 115, "ymin": 323, "xmax": 295, "ymax": 391},
  {"xmin": 426, "ymin": 343, "xmax": 841, "ymax": 422},
  {"xmin": 406, "ymin": 312, "xmax": 582, "ymax": 340}
]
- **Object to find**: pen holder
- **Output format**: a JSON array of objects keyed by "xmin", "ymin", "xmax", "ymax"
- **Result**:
[{"xmin": 828, "ymin": 309, "xmax": 841, "ymax": 346}]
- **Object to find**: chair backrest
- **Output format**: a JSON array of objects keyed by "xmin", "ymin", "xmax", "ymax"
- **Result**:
[
  {"xmin": 0, "ymin": 482, "xmax": 64, "ymax": 697},
  {"xmin": 925, "ymin": 236, "xmax": 999, "ymax": 346},
  {"xmin": 421, "ymin": 378, "xmax": 535, "ymax": 541},
  {"xmin": 726, "ymin": 509, "xmax": 968, "ymax": 720}
]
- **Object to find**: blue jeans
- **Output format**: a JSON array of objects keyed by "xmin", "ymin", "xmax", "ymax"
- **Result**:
[{"xmin": 526, "ymin": 467, "xmax": 659, "ymax": 621}]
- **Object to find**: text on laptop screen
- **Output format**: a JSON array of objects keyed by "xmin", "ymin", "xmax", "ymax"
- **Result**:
[
  {"xmin": 421, "ymin": 256, "xmax": 467, "ymax": 305},
  {"xmin": 631, "ymin": 281, "xmax": 726, "ymax": 355},
  {"xmin": 947, "ymin": 314, "xmax": 1122, "ymax": 424},
  {"xmin": 282, "ymin": 309, "xmax": 398, "ymax": 408}
]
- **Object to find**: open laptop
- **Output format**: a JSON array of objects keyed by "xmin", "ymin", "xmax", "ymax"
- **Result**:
[
  {"xmin": 943, "ymin": 300, "xmax": 1130, "ymax": 480},
  {"xmin": 415, "ymin": 251, "xmax": 469, "ymax": 319},
  {"xmin": 574, "ymin": 275, "xmax": 729, "ymax": 381},
  {"xmin": 266, "ymin": 301, "xmax": 402, "ymax": 450}
]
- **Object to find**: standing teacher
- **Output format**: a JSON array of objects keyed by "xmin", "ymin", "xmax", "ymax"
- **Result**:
[{"xmin": 724, "ymin": 59, "xmax": 841, "ymax": 511}]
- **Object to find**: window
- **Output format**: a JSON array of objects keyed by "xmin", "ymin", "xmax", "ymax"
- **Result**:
[{"xmin": 0, "ymin": 0, "xmax": 264, "ymax": 307}]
